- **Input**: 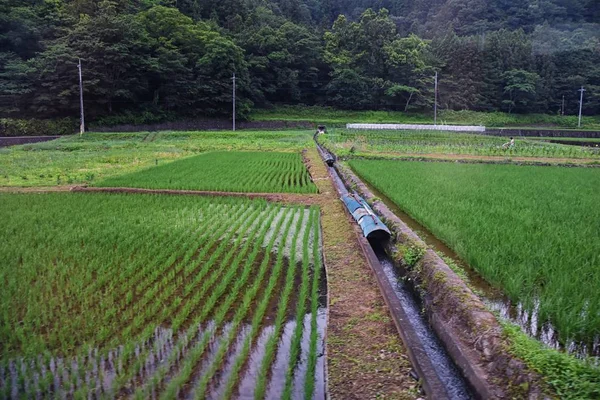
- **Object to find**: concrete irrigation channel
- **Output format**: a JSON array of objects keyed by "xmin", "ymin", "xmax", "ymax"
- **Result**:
[{"xmin": 315, "ymin": 140, "xmax": 549, "ymax": 400}]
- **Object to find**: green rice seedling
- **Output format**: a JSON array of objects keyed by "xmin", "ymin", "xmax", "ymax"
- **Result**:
[
  {"xmin": 349, "ymin": 160, "xmax": 600, "ymax": 343},
  {"xmin": 281, "ymin": 208, "xmax": 315, "ymax": 399},
  {"xmin": 0, "ymin": 130, "xmax": 314, "ymax": 188},
  {"xmin": 321, "ymin": 129, "xmax": 600, "ymax": 161},
  {"xmin": 253, "ymin": 208, "xmax": 307, "ymax": 400},
  {"xmin": 190, "ymin": 208, "xmax": 284, "ymax": 398},
  {"xmin": 95, "ymin": 151, "xmax": 318, "ymax": 194},
  {"xmin": 219, "ymin": 207, "xmax": 298, "ymax": 399},
  {"xmin": 158, "ymin": 206, "xmax": 279, "ymax": 400},
  {"xmin": 132, "ymin": 203, "xmax": 272, "ymax": 398},
  {"xmin": 111, "ymin": 203, "xmax": 264, "ymax": 395},
  {"xmin": 304, "ymin": 209, "xmax": 322, "ymax": 399}
]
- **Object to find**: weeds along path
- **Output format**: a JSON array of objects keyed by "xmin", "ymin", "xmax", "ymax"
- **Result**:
[{"xmin": 303, "ymin": 148, "xmax": 417, "ymax": 399}]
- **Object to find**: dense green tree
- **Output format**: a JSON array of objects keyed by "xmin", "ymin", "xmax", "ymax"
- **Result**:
[
  {"xmin": 0, "ymin": 0, "xmax": 599, "ymax": 120},
  {"xmin": 501, "ymin": 69, "xmax": 539, "ymax": 113},
  {"xmin": 237, "ymin": 6, "xmax": 325, "ymax": 106}
]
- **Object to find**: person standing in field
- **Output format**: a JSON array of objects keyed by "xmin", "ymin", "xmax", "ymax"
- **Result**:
[{"xmin": 502, "ymin": 137, "xmax": 515, "ymax": 149}]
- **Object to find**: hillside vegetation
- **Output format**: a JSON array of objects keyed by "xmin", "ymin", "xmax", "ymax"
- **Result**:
[{"xmin": 1, "ymin": 0, "xmax": 599, "ymax": 125}]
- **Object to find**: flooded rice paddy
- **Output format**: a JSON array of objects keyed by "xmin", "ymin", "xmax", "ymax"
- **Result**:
[{"xmin": 0, "ymin": 194, "xmax": 327, "ymax": 398}]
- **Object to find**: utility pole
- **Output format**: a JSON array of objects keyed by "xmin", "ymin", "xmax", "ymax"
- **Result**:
[
  {"xmin": 78, "ymin": 58, "xmax": 85, "ymax": 135},
  {"xmin": 578, "ymin": 86, "xmax": 585, "ymax": 128},
  {"xmin": 434, "ymin": 71, "xmax": 438, "ymax": 126},
  {"xmin": 232, "ymin": 72, "xmax": 236, "ymax": 131},
  {"xmin": 561, "ymin": 95, "xmax": 565, "ymax": 116}
]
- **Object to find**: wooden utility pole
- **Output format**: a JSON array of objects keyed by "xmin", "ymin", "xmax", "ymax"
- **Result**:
[
  {"xmin": 434, "ymin": 71, "xmax": 438, "ymax": 126},
  {"xmin": 78, "ymin": 58, "xmax": 85, "ymax": 135},
  {"xmin": 578, "ymin": 86, "xmax": 585, "ymax": 128},
  {"xmin": 232, "ymin": 72, "xmax": 236, "ymax": 131}
]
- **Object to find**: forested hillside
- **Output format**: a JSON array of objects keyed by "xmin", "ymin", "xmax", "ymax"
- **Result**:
[{"xmin": 1, "ymin": 0, "xmax": 599, "ymax": 123}]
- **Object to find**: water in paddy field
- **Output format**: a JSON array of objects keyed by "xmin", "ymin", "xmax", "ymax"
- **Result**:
[
  {"xmin": 362, "ymin": 179, "xmax": 600, "ymax": 360},
  {"xmin": 0, "ymin": 311, "xmax": 328, "ymax": 399},
  {"xmin": 370, "ymin": 241, "xmax": 473, "ymax": 400},
  {"xmin": 0, "ymin": 229, "xmax": 328, "ymax": 398}
]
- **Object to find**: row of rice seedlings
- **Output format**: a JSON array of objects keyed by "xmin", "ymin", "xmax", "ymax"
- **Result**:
[
  {"xmin": 159, "ymin": 205, "xmax": 280, "ymax": 397},
  {"xmin": 83, "ymin": 204, "xmax": 250, "ymax": 395},
  {"xmin": 253, "ymin": 208, "xmax": 307, "ymax": 399},
  {"xmin": 1, "ymin": 196, "xmax": 324, "ymax": 398},
  {"xmin": 110, "ymin": 203, "xmax": 267, "ymax": 396},
  {"xmin": 95, "ymin": 151, "xmax": 318, "ymax": 194},
  {"xmin": 95, "ymin": 220, "xmax": 209, "ymax": 346},
  {"xmin": 0, "ymin": 194, "xmax": 217, "ymax": 356},
  {"xmin": 191, "ymin": 207, "xmax": 302, "ymax": 398},
  {"xmin": 112, "ymin": 204, "xmax": 246, "ymax": 341},
  {"xmin": 0, "ymin": 196, "xmax": 255, "ymax": 394},
  {"xmin": 280, "ymin": 207, "xmax": 317, "ymax": 399},
  {"xmin": 170, "ymin": 207, "xmax": 285, "ymax": 399},
  {"xmin": 220, "ymin": 208, "xmax": 298, "ymax": 398},
  {"xmin": 79, "ymin": 212, "xmax": 214, "ymax": 351},
  {"xmin": 304, "ymin": 211, "xmax": 323, "ymax": 399},
  {"xmin": 130, "ymin": 203, "xmax": 276, "ymax": 398}
]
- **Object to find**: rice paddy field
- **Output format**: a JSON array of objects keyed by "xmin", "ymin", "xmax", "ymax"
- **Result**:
[
  {"xmin": 96, "ymin": 151, "xmax": 317, "ymax": 193},
  {"xmin": 321, "ymin": 129, "xmax": 600, "ymax": 160},
  {"xmin": 0, "ymin": 192, "xmax": 325, "ymax": 398},
  {"xmin": 349, "ymin": 160, "xmax": 600, "ymax": 345},
  {"xmin": 0, "ymin": 130, "xmax": 314, "ymax": 187}
]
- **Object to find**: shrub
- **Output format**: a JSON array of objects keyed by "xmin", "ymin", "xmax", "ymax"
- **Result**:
[{"xmin": 0, "ymin": 118, "xmax": 76, "ymax": 136}]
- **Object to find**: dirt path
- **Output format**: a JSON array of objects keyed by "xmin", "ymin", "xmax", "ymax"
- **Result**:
[
  {"xmin": 0, "ymin": 185, "xmax": 323, "ymax": 205},
  {"xmin": 366, "ymin": 152, "xmax": 599, "ymax": 166},
  {"xmin": 304, "ymin": 148, "xmax": 417, "ymax": 399}
]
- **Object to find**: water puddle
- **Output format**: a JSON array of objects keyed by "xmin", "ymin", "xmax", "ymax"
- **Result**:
[{"xmin": 360, "ymin": 175, "xmax": 600, "ymax": 359}]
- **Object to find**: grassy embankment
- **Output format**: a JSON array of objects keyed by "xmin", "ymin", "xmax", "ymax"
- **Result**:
[{"xmin": 0, "ymin": 130, "xmax": 314, "ymax": 187}]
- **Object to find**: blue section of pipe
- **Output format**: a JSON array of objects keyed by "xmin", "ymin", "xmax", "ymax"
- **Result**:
[{"xmin": 341, "ymin": 193, "xmax": 391, "ymax": 240}]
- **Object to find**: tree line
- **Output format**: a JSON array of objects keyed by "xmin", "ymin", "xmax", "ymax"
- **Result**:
[{"xmin": 1, "ymin": 0, "xmax": 599, "ymax": 123}]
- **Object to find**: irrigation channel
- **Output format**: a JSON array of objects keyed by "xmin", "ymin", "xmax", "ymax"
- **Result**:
[
  {"xmin": 355, "ymin": 178, "xmax": 600, "ymax": 360},
  {"xmin": 317, "ymin": 143, "xmax": 473, "ymax": 399}
]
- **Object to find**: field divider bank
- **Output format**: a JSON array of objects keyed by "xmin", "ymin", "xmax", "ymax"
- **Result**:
[
  {"xmin": 333, "ymin": 161, "xmax": 549, "ymax": 399},
  {"xmin": 70, "ymin": 186, "xmax": 322, "ymax": 205}
]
